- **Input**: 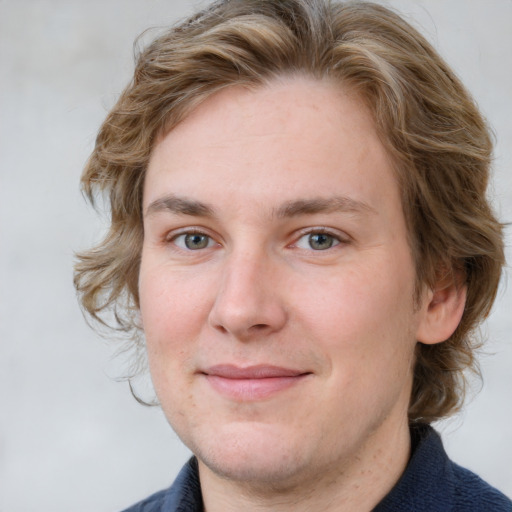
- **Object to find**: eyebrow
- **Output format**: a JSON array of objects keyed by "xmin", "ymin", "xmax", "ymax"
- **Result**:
[
  {"xmin": 144, "ymin": 194, "xmax": 376, "ymax": 219},
  {"xmin": 274, "ymin": 196, "xmax": 377, "ymax": 218},
  {"xmin": 145, "ymin": 195, "xmax": 215, "ymax": 218}
]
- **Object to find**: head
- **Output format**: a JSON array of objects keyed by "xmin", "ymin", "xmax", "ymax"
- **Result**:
[{"xmin": 75, "ymin": 0, "xmax": 504, "ymax": 425}]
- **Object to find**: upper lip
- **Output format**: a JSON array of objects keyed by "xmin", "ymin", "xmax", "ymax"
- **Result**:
[{"xmin": 202, "ymin": 365, "xmax": 309, "ymax": 379}]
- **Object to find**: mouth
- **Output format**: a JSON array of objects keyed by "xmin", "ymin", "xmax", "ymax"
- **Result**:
[{"xmin": 200, "ymin": 364, "xmax": 312, "ymax": 401}]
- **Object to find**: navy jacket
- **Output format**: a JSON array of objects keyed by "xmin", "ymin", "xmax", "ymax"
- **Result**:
[{"xmin": 122, "ymin": 425, "xmax": 511, "ymax": 511}]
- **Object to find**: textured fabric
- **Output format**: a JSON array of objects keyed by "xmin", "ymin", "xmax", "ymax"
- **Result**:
[
  {"xmin": 121, "ymin": 425, "xmax": 511, "ymax": 512},
  {"xmin": 121, "ymin": 458, "xmax": 202, "ymax": 512},
  {"xmin": 373, "ymin": 424, "xmax": 511, "ymax": 511}
]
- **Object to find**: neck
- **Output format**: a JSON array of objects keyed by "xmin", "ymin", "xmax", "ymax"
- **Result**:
[{"xmin": 199, "ymin": 418, "xmax": 411, "ymax": 512}]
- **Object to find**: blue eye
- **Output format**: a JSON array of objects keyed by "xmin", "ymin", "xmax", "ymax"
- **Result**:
[
  {"xmin": 295, "ymin": 232, "xmax": 341, "ymax": 250},
  {"xmin": 173, "ymin": 232, "xmax": 215, "ymax": 250}
]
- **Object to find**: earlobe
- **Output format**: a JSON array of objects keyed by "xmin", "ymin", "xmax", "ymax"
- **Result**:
[{"xmin": 415, "ymin": 278, "xmax": 467, "ymax": 345}]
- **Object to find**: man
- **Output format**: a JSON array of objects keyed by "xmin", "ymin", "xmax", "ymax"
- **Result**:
[{"xmin": 75, "ymin": 0, "xmax": 511, "ymax": 510}]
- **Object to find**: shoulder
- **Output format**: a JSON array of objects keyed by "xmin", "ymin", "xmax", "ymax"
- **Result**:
[
  {"xmin": 121, "ymin": 488, "xmax": 169, "ymax": 512},
  {"xmin": 374, "ymin": 424, "xmax": 511, "ymax": 512},
  {"xmin": 450, "ymin": 462, "xmax": 512, "ymax": 512},
  {"xmin": 120, "ymin": 458, "xmax": 203, "ymax": 512}
]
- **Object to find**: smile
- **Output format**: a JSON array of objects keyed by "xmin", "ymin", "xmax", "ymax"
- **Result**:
[{"xmin": 201, "ymin": 365, "xmax": 311, "ymax": 401}]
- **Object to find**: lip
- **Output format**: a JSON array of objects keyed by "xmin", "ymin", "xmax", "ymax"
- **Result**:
[{"xmin": 201, "ymin": 365, "xmax": 311, "ymax": 401}]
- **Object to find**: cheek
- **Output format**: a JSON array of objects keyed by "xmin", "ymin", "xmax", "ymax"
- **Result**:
[
  {"xmin": 138, "ymin": 264, "xmax": 213, "ymax": 376},
  {"xmin": 140, "ymin": 261, "xmax": 210, "ymax": 330},
  {"xmin": 138, "ymin": 270, "xmax": 200, "ymax": 420},
  {"xmin": 294, "ymin": 256, "xmax": 418, "ymax": 367}
]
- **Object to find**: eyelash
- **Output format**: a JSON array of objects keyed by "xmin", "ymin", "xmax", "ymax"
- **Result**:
[
  {"xmin": 292, "ymin": 228, "xmax": 347, "ymax": 251},
  {"xmin": 166, "ymin": 227, "xmax": 348, "ymax": 252},
  {"xmin": 167, "ymin": 229, "xmax": 219, "ymax": 251}
]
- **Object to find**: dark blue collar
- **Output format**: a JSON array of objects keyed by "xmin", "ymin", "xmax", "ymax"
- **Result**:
[
  {"xmin": 373, "ymin": 423, "xmax": 510, "ymax": 511},
  {"xmin": 374, "ymin": 423, "xmax": 454, "ymax": 510}
]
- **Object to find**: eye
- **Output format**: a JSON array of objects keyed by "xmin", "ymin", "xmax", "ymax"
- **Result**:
[
  {"xmin": 172, "ymin": 232, "xmax": 216, "ymax": 250},
  {"xmin": 295, "ymin": 231, "xmax": 341, "ymax": 251}
]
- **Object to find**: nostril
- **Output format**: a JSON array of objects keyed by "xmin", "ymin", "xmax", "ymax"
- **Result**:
[{"xmin": 252, "ymin": 324, "xmax": 269, "ymax": 330}]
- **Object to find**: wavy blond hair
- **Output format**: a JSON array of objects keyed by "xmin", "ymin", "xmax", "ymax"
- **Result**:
[{"xmin": 75, "ymin": 0, "xmax": 505, "ymax": 422}]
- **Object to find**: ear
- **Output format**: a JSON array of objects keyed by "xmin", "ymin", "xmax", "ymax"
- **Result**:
[{"xmin": 415, "ymin": 274, "xmax": 467, "ymax": 345}]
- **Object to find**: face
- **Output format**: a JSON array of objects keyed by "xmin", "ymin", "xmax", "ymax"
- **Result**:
[{"xmin": 139, "ymin": 78, "xmax": 431, "ymax": 489}]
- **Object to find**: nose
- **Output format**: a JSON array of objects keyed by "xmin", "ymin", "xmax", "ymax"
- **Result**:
[{"xmin": 208, "ymin": 249, "xmax": 288, "ymax": 340}]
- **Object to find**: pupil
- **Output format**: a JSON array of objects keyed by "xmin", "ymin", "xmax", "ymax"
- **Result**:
[
  {"xmin": 310, "ymin": 233, "xmax": 333, "ymax": 250},
  {"xmin": 185, "ymin": 233, "xmax": 208, "ymax": 249}
]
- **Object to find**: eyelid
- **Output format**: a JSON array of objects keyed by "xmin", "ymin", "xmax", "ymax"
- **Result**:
[
  {"xmin": 166, "ymin": 227, "xmax": 221, "ymax": 250},
  {"xmin": 291, "ymin": 227, "xmax": 350, "ymax": 249},
  {"xmin": 166, "ymin": 226, "xmax": 210, "ymax": 241},
  {"xmin": 161, "ymin": 225, "xmax": 349, "ymax": 251}
]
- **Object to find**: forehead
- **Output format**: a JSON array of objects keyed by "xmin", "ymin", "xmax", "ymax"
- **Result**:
[{"xmin": 144, "ymin": 77, "xmax": 399, "ymax": 219}]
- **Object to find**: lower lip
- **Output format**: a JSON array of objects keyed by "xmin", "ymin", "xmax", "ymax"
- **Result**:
[{"xmin": 204, "ymin": 374, "xmax": 308, "ymax": 401}]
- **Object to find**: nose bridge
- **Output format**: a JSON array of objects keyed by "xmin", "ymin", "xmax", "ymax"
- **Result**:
[{"xmin": 208, "ymin": 242, "xmax": 287, "ymax": 338}]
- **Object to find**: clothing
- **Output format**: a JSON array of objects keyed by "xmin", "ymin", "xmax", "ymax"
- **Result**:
[{"xmin": 121, "ymin": 424, "xmax": 511, "ymax": 512}]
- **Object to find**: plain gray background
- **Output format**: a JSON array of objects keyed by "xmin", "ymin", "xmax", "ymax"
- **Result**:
[{"xmin": 1, "ymin": 1, "xmax": 511, "ymax": 511}]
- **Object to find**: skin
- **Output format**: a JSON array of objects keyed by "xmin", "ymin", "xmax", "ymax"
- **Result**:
[{"xmin": 139, "ymin": 77, "xmax": 465, "ymax": 511}]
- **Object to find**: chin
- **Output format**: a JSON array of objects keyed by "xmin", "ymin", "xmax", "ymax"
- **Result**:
[{"xmin": 186, "ymin": 421, "xmax": 314, "ymax": 488}]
